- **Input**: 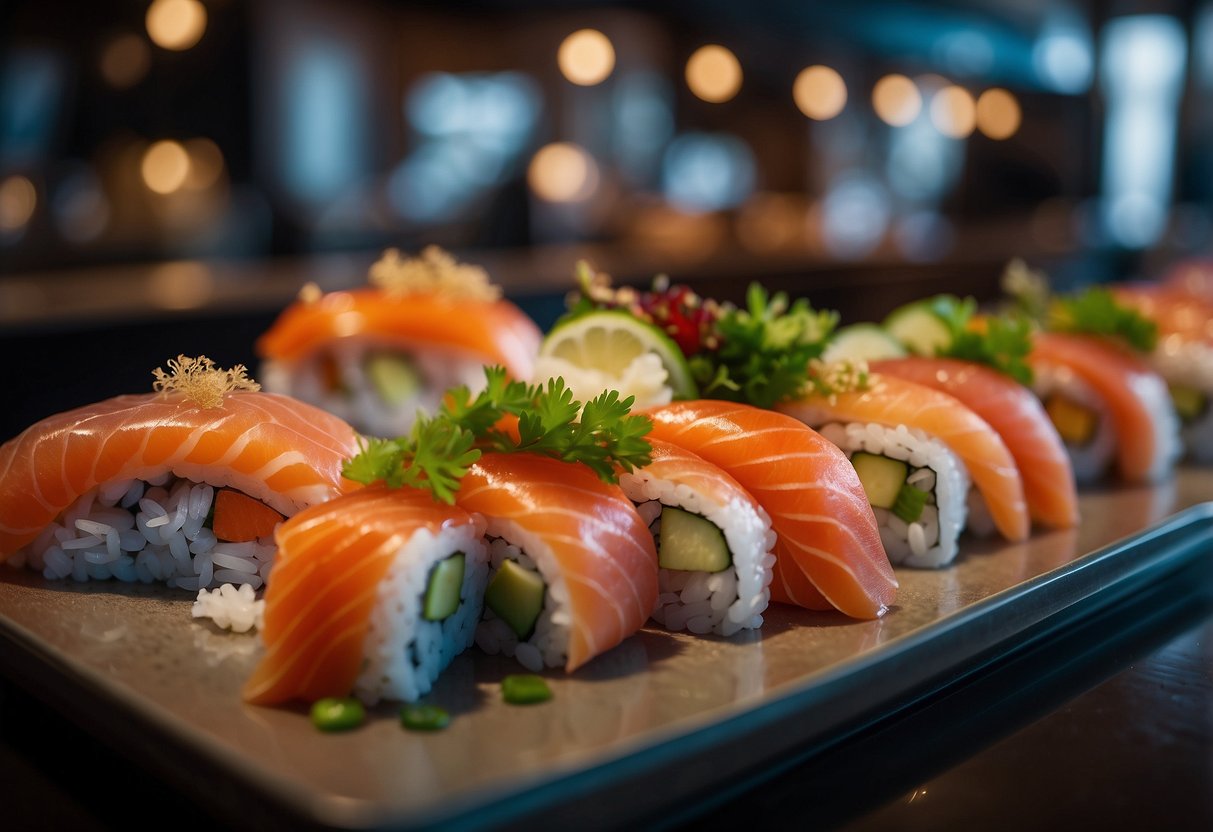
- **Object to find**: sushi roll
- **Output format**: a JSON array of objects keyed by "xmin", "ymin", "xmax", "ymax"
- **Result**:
[
  {"xmin": 871, "ymin": 357, "xmax": 1079, "ymax": 529},
  {"xmin": 456, "ymin": 452, "xmax": 658, "ymax": 673},
  {"xmin": 0, "ymin": 356, "xmax": 360, "ymax": 590},
  {"xmin": 243, "ymin": 485, "xmax": 488, "ymax": 705},
  {"xmin": 644, "ymin": 401, "xmax": 897, "ymax": 618},
  {"xmin": 777, "ymin": 374, "xmax": 1029, "ymax": 569},
  {"xmin": 257, "ymin": 247, "xmax": 542, "ymax": 438},
  {"xmin": 1029, "ymin": 332, "xmax": 1181, "ymax": 483},
  {"xmin": 619, "ymin": 439, "xmax": 775, "ymax": 636}
]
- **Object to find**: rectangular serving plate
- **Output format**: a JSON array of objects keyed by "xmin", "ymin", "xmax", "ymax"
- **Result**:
[{"xmin": 1, "ymin": 469, "xmax": 1210, "ymax": 831}]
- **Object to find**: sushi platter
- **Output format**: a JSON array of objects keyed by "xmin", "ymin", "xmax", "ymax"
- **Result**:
[{"xmin": 1, "ymin": 468, "xmax": 1209, "ymax": 830}]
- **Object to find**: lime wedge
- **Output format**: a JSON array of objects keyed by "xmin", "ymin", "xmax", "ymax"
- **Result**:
[
  {"xmin": 537, "ymin": 310, "xmax": 698, "ymax": 405},
  {"xmin": 822, "ymin": 323, "xmax": 908, "ymax": 363},
  {"xmin": 883, "ymin": 299, "xmax": 953, "ymax": 356}
]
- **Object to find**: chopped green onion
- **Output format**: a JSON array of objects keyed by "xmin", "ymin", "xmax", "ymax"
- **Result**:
[
  {"xmin": 891, "ymin": 483, "xmax": 930, "ymax": 524},
  {"xmin": 400, "ymin": 704, "xmax": 451, "ymax": 731},
  {"xmin": 310, "ymin": 697, "xmax": 365, "ymax": 732},
  {"xmin": 501, "ymin": 674, "xmax": 552, "ymax": 705}
]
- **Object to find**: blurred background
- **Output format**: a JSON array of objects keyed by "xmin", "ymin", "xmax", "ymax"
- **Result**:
[{"xmin": 1, "ymin": 0, "xmax": 1210, "ymax": 432}]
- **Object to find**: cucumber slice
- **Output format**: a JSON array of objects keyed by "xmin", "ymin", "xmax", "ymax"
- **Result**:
[
  {"xmin": 656, "ymin": 506, "xmax": 732, "ymax": 573},
  {"xmin": 485, "ymin": 559, "xmax": 545, "ymax": 639},
  {"xmin": 823, "ymin": 323, "xmax": 909, "ymax": 363},
  {"xmin": 1169, "ymin": 384, "xmax": 1207, "ymax": 423},
  {"xmin": 1044, "ymin": 394, "xmax": 1098, "ymax": 445},
  {"xmin": 851, "ymin": 452, "xmax": 909, "ymax": 510},
  {"xmin": 883, "ymin": 299, "xmax": 953, "ymax": 356},
  {"xmin": 422, "ymin": 553, "xmax": 465, "ymax": 621},
  {"xmin": 366, "ymin": 353, "xmax": 421, "ymax": 405},
  {"xmin": 891, "ymin": 483, "xmax": 929, "ymax": 523}
]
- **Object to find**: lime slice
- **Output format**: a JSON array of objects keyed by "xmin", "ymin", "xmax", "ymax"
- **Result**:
[
  {"xmin": 822, "ymin": 323, "xmax": 908, "ymax": 363},
  {"xmin": 883, "ymin": 299, "xmax": 953, "ymax": 356},
  {"xmin": 538, "ymin": 310, "xmax": 698, "ymax": 404}
]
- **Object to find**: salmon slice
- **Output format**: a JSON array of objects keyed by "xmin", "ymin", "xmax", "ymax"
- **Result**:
[
  {"xmin": 644, "ymin": 401, "xmax": 896, "ymax": 619},
  {"xmin": 1029, "ymin": 332, "xmax": 1180, "ymax": 483},
  {"xmin": 0, "ymin": 391, "xmax": 360, "ymax": 555},
  {"xmin": 871, "ymin": 358, "xmax": 1079, "ymax": 530},
  {"xmin": 256, "ymin": 288, "xmax": 542, "ymax": 381},
  {"xmin": 243, "ymin": 486, "xmax": 482, "ymax": 705},
  {"xmin": 778, "ymin": 375, "xmax": 1030, "ymax": 543},
  {"xmin": 455, "ymin": 452, "xmax": 657, "ymax": 672},
  {"xmin": 1111, "ymin": 284, "xmax": 1213, "ymax": 345}
]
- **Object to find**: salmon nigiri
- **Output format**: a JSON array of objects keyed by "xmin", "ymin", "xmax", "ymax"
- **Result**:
[
  {"xmin": 1029, "ymin": 331, "xmax": 1181, "ymax": 482},
  {"xmin": 243, "ymin": 485, "xmax": 488, "ymax": 706},
  {"xmin": 644, "ymin": 401, "xmax": 896, "ymax": 619},
  {"xmin": 0, "ymin": 356, "xmax": 360, "ymax": 590},
  {"xmin": 257, "ymin": 247, "xmax": 542, "ymax": 438},
  {"xmin": 776, "ymin": 374, "xmax": 1028, "ymax": 570},
  {"xmin": 455, "ymin": 452, "xmax": 658, "ymax": 673},
  {"xmin": 871, "ymin": 357, "xmax": 1078, "ymax": 529}
]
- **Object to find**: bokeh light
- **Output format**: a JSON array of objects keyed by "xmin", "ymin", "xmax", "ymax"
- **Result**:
[
  {"xmin": 685, "ymin": 45, "xmax": 742, "ymax": 103},
  {"xmin": 793, "ymin": 65, "xmax": 847, "ymax": 121},
  {"xmin": 141, "ymin": 140, "xmax": 191, "ymax": 194},
  {"xmin": 930, "ymin": 85, "xmax": 977, "ymax": 138},
  {"xmin": 100, "ymin": 34, "xmax": 151, "ymax": 88},
  {"xmin": 872, "ymin": 74, "xmax": 922, "ymax": 127},
  {"xmin": 0, "ymin": 175, "xmax": 37, "ymax": 232},
  {"xmin": 146, "ymin": 0, "xmax": 207, "ymax": 52},
  {"xmin": 183, "ymin": 138, "xmax": 225, "ymax": 189},
  {"xmin": 557, "ymin": 29, "xmax": 615, "ymax": 86},
  {"xmin": 975, "ymin": 88, "xmax": 1021, "ymax": 140},
  {"xmin": 527, "ymin": 142, "xmax": 599, "ymax": 202}
]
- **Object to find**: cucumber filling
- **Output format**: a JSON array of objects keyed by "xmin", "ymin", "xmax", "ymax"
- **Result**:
[
  {"xmin": 1044, "ymin": 394, "xmax": 1099, "ymax": 446},
  {"xmin": 1169, "ymin": 384, "xmax": 1208, "ymax": 424},
  {"xmin": 851, "ymin": 451, "xmax": 932, "ymax": 523},
  {"xmin": 654, "ymin": 506, "xmax": 732, "ymax": 573},
  {"xmin": 421, "ymin": 552, "xmax": 465, "ymax": 621},
  {"xmin": 365, "ymin": 353, "xmax": 422, "ymax": 405},
  {"xmin": 484, "ymin": 559, "xmax": 545, "ymax": 640}
]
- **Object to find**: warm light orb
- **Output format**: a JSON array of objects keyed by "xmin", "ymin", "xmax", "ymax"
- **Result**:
[
  {"xmin": 0, "ymin": 175, "xmax": 37, "ymax": 231},
  {"xmin": 793, "ymin": 65, "xmax": 847, "ymax": 120},
  {"xmin": 557, "ymin": 29, "xmax": 616, "ymax": 86},
  {"xmin": 930, "ymin": 85, "xmax": 977, "ymax": 138},
  {"xmin": 872, "ymin": 74, "xmax": 921, "ymax": 127},
  {"xmin": 146, "ymin": 0, "xmax": 207, "ymax": 52},
  {"xmin": 685, "ymin": 45, "xmax": 742, "ymax": 103},
  {"xmin": 184, "ymin": 138, "xmax": 224, "ymax": 189},
  {"xmin": 975, "ymin": 88, "xmax": 1022, "ymax": 140},
  {"xmin": 527, "ymin": 142, "xmax": 598, "ymax": 202},
  {"xmin": 141, "ymin": 140, "xmax": 191, "ymax": 194},
  {"xmin": 100, "ymin": 34, "xmax": 152, "ymax": 88}
]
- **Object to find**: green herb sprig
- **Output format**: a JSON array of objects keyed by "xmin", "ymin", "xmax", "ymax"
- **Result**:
[
  {"xmin": 929, "ymin": 295, "xmax": 1034, "ymax": 385},
  {"xmin": 690, "ymin": 284, "xmax": 838, "ymax": 409},
  {"xmin": 1047, "ymin": 287, "xmax": 1157, "ymax": 353},
  {"xmin": 341, "ymin": 367, "xmax": 653, "ymax": 502}
]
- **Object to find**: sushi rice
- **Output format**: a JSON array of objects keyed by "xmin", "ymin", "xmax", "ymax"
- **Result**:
[
  {"xmin": 818, "ymin": 422, "xmax": 972, "ymax": 569},
  {"xmin": 620, "ymin": 472, "xmax": 775, "ymax": 636},
  {"xmin": 475, "ymin": 536, "xmax": 572, "ymax": 673},
  {"xmin": 1151, "ymin": 334, "xmax": 1213, "ymax": 464}
]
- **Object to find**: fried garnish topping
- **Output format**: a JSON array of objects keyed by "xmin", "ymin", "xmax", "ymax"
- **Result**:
[
  {"xmin": 152, "ymin": 355, "xmax": 260, "ymax": 408},
  {"xmin": 368, "ymin": 246, "xmax": 502, "ymax": 302}
]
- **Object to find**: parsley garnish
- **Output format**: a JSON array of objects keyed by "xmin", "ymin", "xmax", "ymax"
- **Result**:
[
  {"xmin": 1047, "ymin": 287, "xmax": 1157, "ymax": 353},
  {"xmin": 690, "ymin": 284, "xmax": 838, "ymax": 409},
  {"xmin": 341, "ymin": 367, "xmax": 653, "ymax": 502},
  {"xmin": 929, "ymin": 295, "xmax": 1034, "ymax": 385}
]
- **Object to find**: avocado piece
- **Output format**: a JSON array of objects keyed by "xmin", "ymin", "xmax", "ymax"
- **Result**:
[
  {"xmin": 851, "ymin": 452, "xmax": 909, "ymax": 510},
  {"xmin": 1169, "ymin": 384, "xmax": 1208, "ymax": 423},
  {"xmin": 1044, "ymin": 394, "xmax": 1098, "ymax": 445},
  {"xmin": 422, "ymin": 553, "xmax": 465, "ymax": 621},
  {"xmin": 657, "ymin": 506, "xmax": 732, "ymax": 573},
  {"xmin": 485, "ymin": 559, "xmax": 545, "ymax": 639},
  {"xmin": 366, "ymin": 353, "xmax": 421, "ymax": 405}
]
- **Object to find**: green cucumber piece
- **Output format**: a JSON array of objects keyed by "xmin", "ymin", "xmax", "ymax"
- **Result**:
[
  {"xmin": 1170, "ymin": 384, "xmax": 1207, "ymax": 423},
  {"xmin": 851, "ymin": 452, "xmax": 909, "ymax": 510},
  {"xmin": 422, "ymin": 553, "xmax": 465, "ymax": 621},
  {"xmin": 891, "ymin": 483, "xmax": 929, "ymax": 523},
  {"xmin": 501, "ymin": 674, "xmax": 552, "ymax": 705},
  {"xmin": 366, "ymin": 353, "xmax": 421, "ymax": 405},
  {"xmin": 823, "ymin": 323, "xmax": 909, "ymax": 363},
  {"xmin": 883, "ymin": 299, "xmax": 953, "ymax": 356},
  {"xmin": 400, "ymin": 703, "xmax": 451, "ymax": 731},
  {"xmin": 656, "ymin": 506, "xmax": 732, "ymax": 573},
  {"xmin": 485, "ymin": 559, "xmax": 545, "ymax": 639}
]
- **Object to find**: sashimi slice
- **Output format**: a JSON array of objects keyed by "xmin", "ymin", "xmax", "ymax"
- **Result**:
[
  {"xmin": 1029, "ymin": 332, "xmax": 1181, "ymax": 483},
  {"xmin": 871, "ymin": 357, "xmax": 1079, "ymax": 529},
  {"xmin": 777, "ymin": 375, "xmax": 1030, "ymax": 543},
  {"xmin": 243, "ymin": 486, "xmax": 483, "ymax": 705},
  {"xmin": 0, "ymin": 391, "xmax": 360, "ymax": 555},
  {"xmin": 256, "ymin": 288, "xmax": 542, "ymax": 381},
  {"xmin": 644, "ymin": 401, "xmax": 896, "ymax": 619},
  {"xmin": 455, "ymin": 452, "xmax": 657, "ymax": 672}
]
